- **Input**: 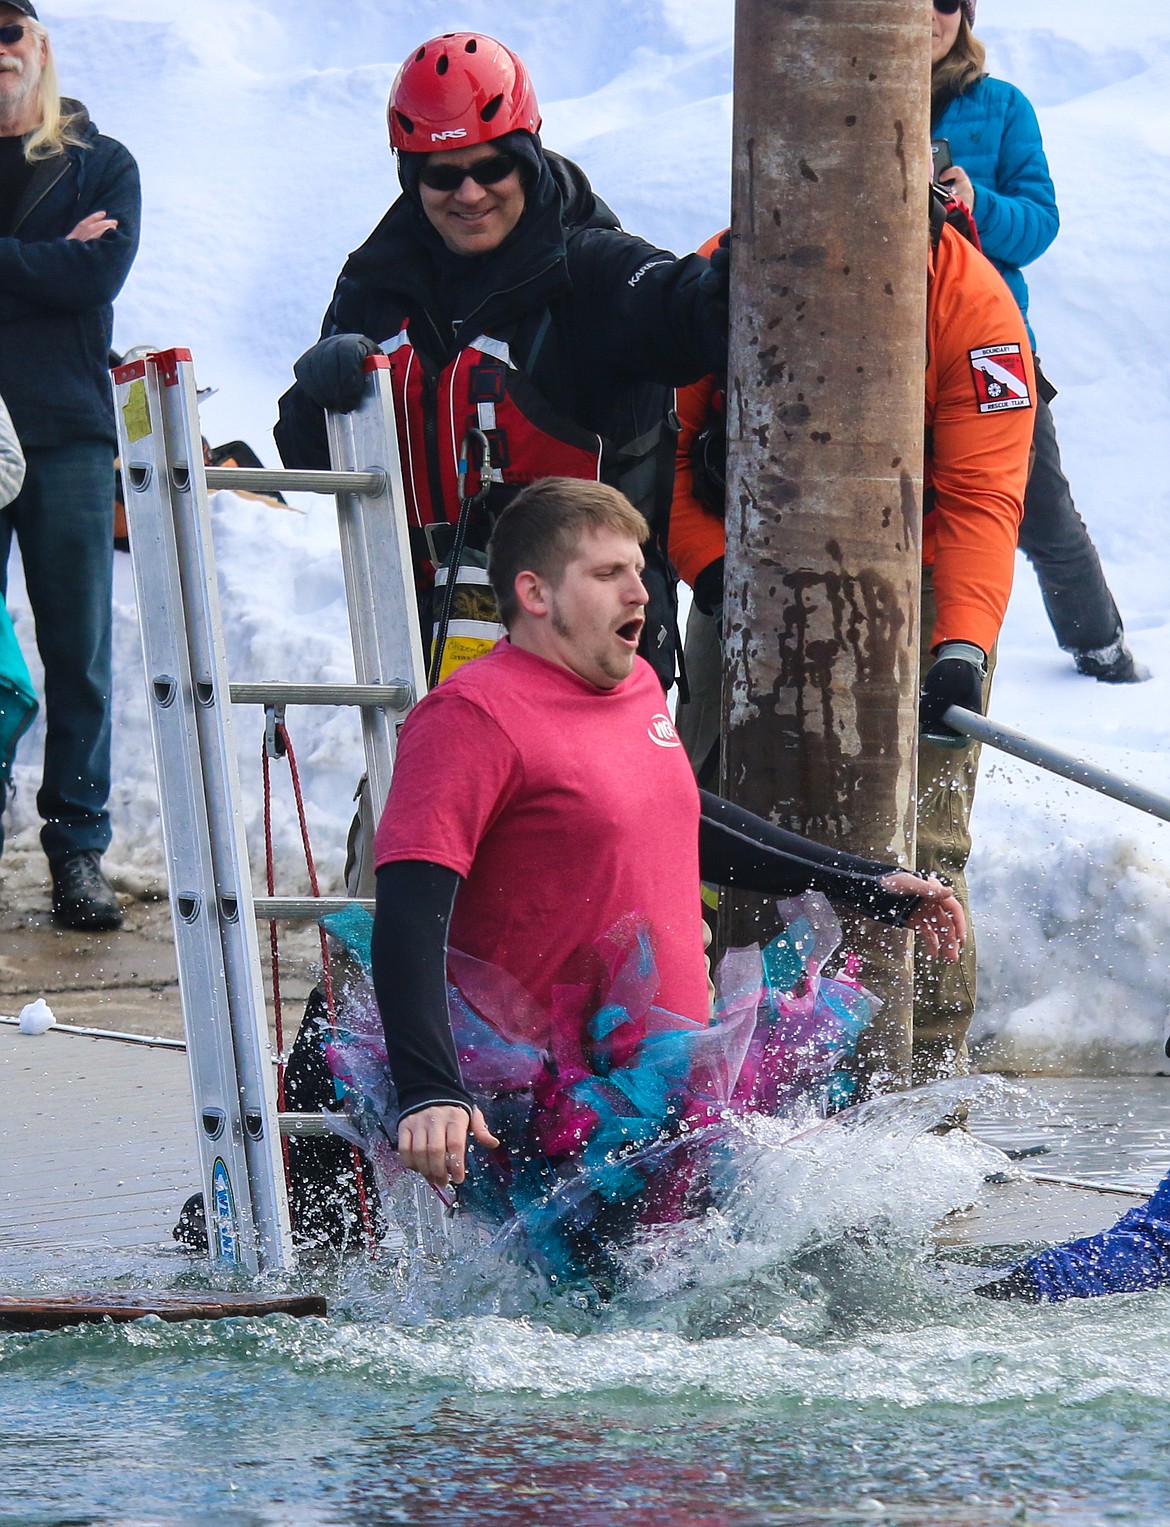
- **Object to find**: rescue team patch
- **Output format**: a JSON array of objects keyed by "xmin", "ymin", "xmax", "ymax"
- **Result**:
[{"xmin": 969, "ymin": 344, "xmax": 1033, "ymax": 413}]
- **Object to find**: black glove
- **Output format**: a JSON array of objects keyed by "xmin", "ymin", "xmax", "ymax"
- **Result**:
[
  {"xmin": 293, "ymin": 333, "xmax": 382, "ymax": 414},
  {"xmin": 692, "ymin": 557, "xmax": 724, "ymax": 618},
  {"xmin": 693, "ymin": 556, "xmax": 725, "ymax": 646},
  {"xmin": 695, "ymin": 231, "xmax": 730, "ymax": 374},
  {"xmin": 919, "ymin": 641, "xmax": 987, "ymax": 749},
  {"xmin": 692, "ymin": 556, "xmax": 726, "ymax": 647},
  {"xmin": 698, "ymin": 230, "xmax": 730, "ymax": 301}
]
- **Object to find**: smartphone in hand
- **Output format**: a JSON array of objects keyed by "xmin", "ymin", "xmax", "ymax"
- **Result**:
[{"xmin": 931, "ymin": 137, "xmax": 953, "ymax": 184}]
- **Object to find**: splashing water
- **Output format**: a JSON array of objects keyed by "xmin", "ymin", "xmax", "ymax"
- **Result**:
[{"xmin": 4, "ymin": 1071, "xmax": 1170, "ymax": 1525}]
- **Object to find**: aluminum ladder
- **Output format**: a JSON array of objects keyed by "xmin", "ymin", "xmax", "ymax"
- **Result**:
[{"xmin": 111, "ymin": 348, "xmax": 429, "ymax": 1272}]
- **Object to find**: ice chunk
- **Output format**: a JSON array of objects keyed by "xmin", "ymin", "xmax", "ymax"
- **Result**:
[{"xmin": 18, "ymin": 998, "xmax": 55, "ymax": 1036}]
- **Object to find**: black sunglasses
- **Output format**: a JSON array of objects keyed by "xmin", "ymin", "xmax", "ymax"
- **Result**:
[
  {"xmin": 418, "ymin": 152, "xmax": 519, "ymax": 193},
  {"xmin": 0, "ymin": 23, "xmax": 28, "ymax": 44},
  {"xmin": 933, "ymin": 0, "xmax": 963, "ymax": 13}
]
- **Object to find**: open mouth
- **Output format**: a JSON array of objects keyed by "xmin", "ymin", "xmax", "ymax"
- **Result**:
[{"xmin": 616, "ymin": 617, "xmax": 644, "ymax": 648}]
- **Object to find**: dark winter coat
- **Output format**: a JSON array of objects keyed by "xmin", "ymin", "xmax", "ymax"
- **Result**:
[
  {"xmin": 0, "ymin": 101, "xmax": 141, "ymax": 450},
  {"xmin": 934, "ymin": 75, "xmax": 1058, "ymax": 344},
  {"xmin": 275, "ymin": 151, "xmax": 721, "ymax": 478}
]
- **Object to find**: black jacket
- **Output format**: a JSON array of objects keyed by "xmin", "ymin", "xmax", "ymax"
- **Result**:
[
  {"xmin": 275, "ymin": 152, "xmax": 722, "ymax": 476},
  {"xmin": 0, "ymin": 102, "xmax": 140, "ymax": 451}
]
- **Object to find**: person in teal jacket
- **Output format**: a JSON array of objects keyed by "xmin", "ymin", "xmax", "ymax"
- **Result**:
[
  {"xmin": 0, "ymin": 388, "xmax": 35, "ymax": 793},
  {"xmin": 931, "ymin": 0, "xmax": 1146, "ymax": 684}
]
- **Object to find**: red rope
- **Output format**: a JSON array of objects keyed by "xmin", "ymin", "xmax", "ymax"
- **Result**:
[
  {"xmin": 262, "ymin": 716, "xmax": 377, "ymax": 1256},
  {"xmin": 262, "ymin": 744, "xmax": 290, "ymax": 1189}
]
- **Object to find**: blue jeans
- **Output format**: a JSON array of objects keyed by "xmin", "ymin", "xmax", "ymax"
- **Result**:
[{"xmin": 0, "ymin": 441, "xmax": 115, "ymax": 863}]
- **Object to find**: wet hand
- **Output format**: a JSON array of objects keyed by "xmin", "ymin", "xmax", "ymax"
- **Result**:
[
  {"xmin": 67, "ymin": 211, "xmax": 119, "ymax": 242},
  {"xmin": 939, "ymin": 165, "xmax": 975, "ymax": 213},
  {"xmin": 880, "ymin": 871, "xmax": 966, "ymax": 962},
  {"xmin": 397, "ymin": 1104, "xmax": 499, "ymax": 1188}
]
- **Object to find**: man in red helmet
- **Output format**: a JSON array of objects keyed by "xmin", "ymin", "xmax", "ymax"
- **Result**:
[{"xmin": 275, "ymin": 32, "xmax": 727, "ymax": 695}]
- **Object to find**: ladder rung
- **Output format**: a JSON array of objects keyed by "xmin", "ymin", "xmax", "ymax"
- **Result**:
[
  {"xmin": 278, "ymin": 1112, "xmax": 333, "ymax": 1137},
  {"xmin": 254, "ymin": 896, "xmax": 375, "ymax": 921},
  {"xmin": 205, "ymin": 467, "xmax": 386, "ymax": 496},
  {"xmin": 229, "ymin": 681, "xmax": 412, "ymax": 710}
]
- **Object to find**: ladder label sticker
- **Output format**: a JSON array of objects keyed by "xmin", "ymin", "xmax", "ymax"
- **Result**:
[
  {"xmin": 122, "ymin": 379, "xmax": 152, "ymax": 443},
  {"xmin": 211, "ymin": 1157, "xmax": 240, "ymax": 1263},
  {"xmin": 968, "ymin": 344, "xmax": 1033, "ymax": 413}
]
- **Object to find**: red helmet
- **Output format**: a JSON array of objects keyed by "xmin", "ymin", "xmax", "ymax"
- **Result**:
[{"xmin": 388, "ymin": 33, "xmax": 541, "ymax": 153}]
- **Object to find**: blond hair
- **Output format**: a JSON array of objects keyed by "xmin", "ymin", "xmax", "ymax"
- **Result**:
[
  {"xmin": 487, "ymin": 478, "xmax": 649, "ymax": 627},
  {"xmin": 932, "ymin": 15, "xmax": 987, "ymax": 106},
  {"xmin": 22, "ymin": 22, "xmax": 87, "ymax": 162}
]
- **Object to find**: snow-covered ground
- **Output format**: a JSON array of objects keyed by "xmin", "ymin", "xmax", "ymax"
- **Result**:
[{"xmin": 4, "ymin": 1, "xmax": 1169, "ymax": 1072}]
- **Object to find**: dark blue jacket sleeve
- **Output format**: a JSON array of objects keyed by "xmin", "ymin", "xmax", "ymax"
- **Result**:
[
  {"xmin": 0, "ymin": 141, "xmax": 140, "ymax": 312},
  {"xmin": 274, "ymin": 281, "xmax": 352, "ymax": 469}
]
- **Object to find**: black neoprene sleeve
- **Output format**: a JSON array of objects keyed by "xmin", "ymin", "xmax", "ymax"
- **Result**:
[
  {"xmin": 371, "ymin": 860, "xmax": 473, "ymax": 1122},
  {"xmin": 697, "ymin": 790, "xmax": 918, "ymax": 925}
]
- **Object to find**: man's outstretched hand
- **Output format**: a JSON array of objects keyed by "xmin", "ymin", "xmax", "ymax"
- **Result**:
[
  {"xmin": 397, "ymin": 1103, "xmax": 500, "ymax": 1189},
  {"xmin": 880, "ymin": 870, "xmax": 966, "ymax": 962}
]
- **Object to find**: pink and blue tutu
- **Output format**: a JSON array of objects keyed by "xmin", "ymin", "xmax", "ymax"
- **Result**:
[{"xmin": 322, "ymin": 893, "xmax": 878, "ymax": 1289}]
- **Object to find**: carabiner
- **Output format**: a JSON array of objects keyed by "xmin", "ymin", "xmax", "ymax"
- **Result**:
[{"xmin": 456, "ymin": 426, "xmax": 493, "ymax": 507}]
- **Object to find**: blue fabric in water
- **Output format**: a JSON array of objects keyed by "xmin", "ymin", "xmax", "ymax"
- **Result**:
[{"xmin": 1012, "ymin": 1166, "xmax": 1170, "ymax": 1301}]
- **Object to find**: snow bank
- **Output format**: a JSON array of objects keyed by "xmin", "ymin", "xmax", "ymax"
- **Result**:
[{"xmin": 4, "ymin": 1, "xmax": 1169, "ymax": 1067}]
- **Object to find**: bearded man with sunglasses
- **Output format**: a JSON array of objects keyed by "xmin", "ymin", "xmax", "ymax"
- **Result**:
[
  {"xmin": 276, "ymin": 32, "xmax": 727, "ymax": 705},
  {"xmin": 0, "ymin": 1, "xmax": 140, "ymax": 928}
]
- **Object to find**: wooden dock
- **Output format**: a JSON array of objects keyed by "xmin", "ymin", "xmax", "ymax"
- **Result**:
[
  {"xmin": 0, "ymin": 1021, "xmax": 196, "ymax": 1256},
  {"xmin": 937, "ymin": 1172, "xmax": 1144, "ymax": 1251}
]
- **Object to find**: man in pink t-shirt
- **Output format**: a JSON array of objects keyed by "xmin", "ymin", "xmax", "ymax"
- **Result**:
[{"xmin": 371, "ymin": 478, "xmax": 965, "ymax": 1191}]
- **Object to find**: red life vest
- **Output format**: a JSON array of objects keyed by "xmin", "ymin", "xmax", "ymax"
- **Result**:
[
  {"xmin": 379, "ymin": 322, "xmax": 605, "ymax": 540},
  {"xmin": 375, "ymin": 321, "xmax": 682, "ymax": 692}
]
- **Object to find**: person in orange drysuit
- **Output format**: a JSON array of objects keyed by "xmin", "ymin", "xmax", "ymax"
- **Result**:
[{"xmin": 672, "ymin": 217, "xmax": 1035, "ymax": 1081}]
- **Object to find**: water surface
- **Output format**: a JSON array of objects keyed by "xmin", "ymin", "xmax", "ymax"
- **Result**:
[{"xmin": 4, "ymin": 1077, "xmax": 1169, "ymax": 1526}]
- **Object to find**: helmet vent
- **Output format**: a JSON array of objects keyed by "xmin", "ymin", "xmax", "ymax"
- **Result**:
[
  {"xmin": 436, "ymin": 54, "xmax": 449, "ymax": 75},
  {"xmin": 480, "ymin": 93, "xmax": 504, "ymax": 122},
  {"xmin": 394, "ymin": 110, "xmax": 415, "ymax": 136},
  {"xmin": 465, "ymin": 38, "xmax": 478, "ymax": 52},
  {"xmin": 415, "ymin": 47, "xmax": 425, "ymax": 61}
]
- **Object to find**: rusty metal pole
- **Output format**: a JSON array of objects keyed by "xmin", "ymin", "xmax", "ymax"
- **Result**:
[{"xmin": 721, "ymin": 0, "xmax": 932, "ymax": 1088}]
